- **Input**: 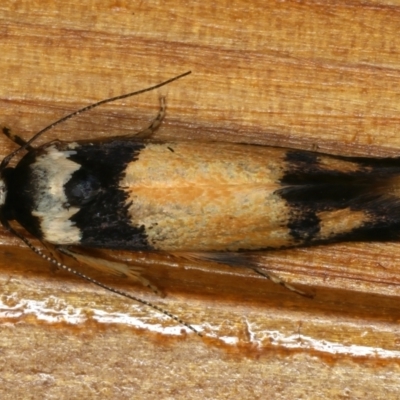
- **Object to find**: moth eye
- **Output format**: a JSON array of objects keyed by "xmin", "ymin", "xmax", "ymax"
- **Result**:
[
  {"xmin": 64, "ymin": 169, "xmax": 101, "ymax": 207},
  {"xmin": 0, "ymin": 178, "xmax": 7, "ymax": 207}
]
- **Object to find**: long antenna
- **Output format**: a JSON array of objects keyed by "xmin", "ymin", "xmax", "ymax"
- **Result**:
[{"xmin": 1, "ymin": 71, "xmax": 191, "ymax": 170}]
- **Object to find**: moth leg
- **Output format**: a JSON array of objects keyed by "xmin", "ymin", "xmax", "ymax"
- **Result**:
[
  {"xmin": 175, "ymin": 252, "xmax": 313, "ymax": 298},
  {"xmin": 127, "ymin": 96, "xmax": 166, "ymax": 139},
  {"xmin": 58, "ymin": 247, "xmax": 163, "ymax": 296},
  {"xmin": 251, "ymin": 268, "xmax": 313, "ymax": 298},
  {"xmin": 40, "ymin": 241, "xmax": 66, "ymax": 273},
  {"xmin": 2, "ymin": 127, "xmax": 34, "ymax": 150}
]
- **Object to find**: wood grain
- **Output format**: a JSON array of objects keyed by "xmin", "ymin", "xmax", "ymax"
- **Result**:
[{"xmin": 1, "ymin": 0, "xmax": 400, "ymax": 398}]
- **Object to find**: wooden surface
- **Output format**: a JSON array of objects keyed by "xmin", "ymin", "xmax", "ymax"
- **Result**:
[{"xmin": 1, "ymin": 1, "xmax": 400, "ymax": 398}]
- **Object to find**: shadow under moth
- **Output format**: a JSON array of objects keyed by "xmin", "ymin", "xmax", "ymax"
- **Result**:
[{"xmin": 1, "ymin": 71, "xmax": 399, "ymax": 335}]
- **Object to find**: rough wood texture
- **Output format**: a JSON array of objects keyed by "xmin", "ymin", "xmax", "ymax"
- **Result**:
[{"xmin": 1, "ymin": 1, "xmax": 400, "ymax": 398}]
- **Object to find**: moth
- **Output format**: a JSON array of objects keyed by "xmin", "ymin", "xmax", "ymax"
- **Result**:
[{"xmin": 1, "ymin": 71, "xmax": 399, "ymax": 334}]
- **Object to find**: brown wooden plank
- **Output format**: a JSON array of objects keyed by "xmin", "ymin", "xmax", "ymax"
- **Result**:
[{"xmin": 1, "ymin": 0, "xmax": 400, "ymax": 398}]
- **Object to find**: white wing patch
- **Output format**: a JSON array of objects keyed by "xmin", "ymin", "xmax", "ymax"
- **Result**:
[{"xmin": 30, "ymin": 145, "xmax": 82, "ymax": 244}]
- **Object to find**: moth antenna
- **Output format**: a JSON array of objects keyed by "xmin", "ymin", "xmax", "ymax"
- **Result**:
[
  {"xmin": 2, "ymin": 127, "xmax": 33, "ymax": 149},
  {"xmin": 0, "ymin": 71, "xmax": 191, "ymax": 170},
  {"xmin": 2, "ymin": 221, "xmax": 202, "ymax": 337}
]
